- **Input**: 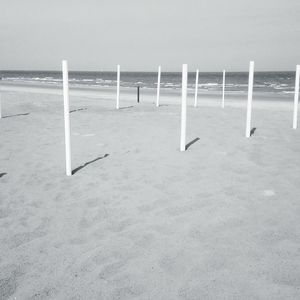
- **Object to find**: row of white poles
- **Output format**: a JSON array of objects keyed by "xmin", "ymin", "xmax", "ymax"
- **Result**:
[
  {"xmin": 62, "ymin": 60, "xmax": 299, "ymax": 174},
  {"xmin": 0, "ymin": 60, "xmax": 297, "ymax": 176},
  {"xmin": 114, "ymin": 65, "xmax": 226, "ymax": 110}
]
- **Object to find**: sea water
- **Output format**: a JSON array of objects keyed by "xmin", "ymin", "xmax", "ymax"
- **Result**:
[{"xmin": 0, "ymin": 70, "xmax": 296, "ymax": 94}]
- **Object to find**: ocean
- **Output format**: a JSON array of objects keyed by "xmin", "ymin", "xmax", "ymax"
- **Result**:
[{"xmin": 0, "ymin": 70, "xmax": 296, "ymax": 94}]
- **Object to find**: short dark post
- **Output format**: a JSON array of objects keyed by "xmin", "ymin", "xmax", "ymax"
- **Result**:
[{"xmin": 137, "ymin": 86, "xmax": 140, "ymax": 103}]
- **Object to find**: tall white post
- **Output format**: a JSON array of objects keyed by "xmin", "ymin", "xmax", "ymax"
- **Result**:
[
  {"xmin": 180, "ymin": 64, "xmax": 188, "ymax": 151},
  {"xmin": 194, "ymin": 69, "xmax": 199, "ymax": 107},
  {"xmin": 293, "ymin": 65, "xmax": 300, "ymax": 129},
  {"xmin": 62, "ymin": 60, "xmax": 72, "ymax": 176},
  {"xmin": 116, "ymin": 65, "xmax": 120, "ymax": 109},
  {"xmin": 156, "ymin": 65, "xmax": 161, "ymax": 107},
  {"xmin": 222, "ymin": 70, "xmax": 226, "ymax": 108},
  {"xmin": 245, "ymin": 61, "xmax": 255, "ymax": 138}
]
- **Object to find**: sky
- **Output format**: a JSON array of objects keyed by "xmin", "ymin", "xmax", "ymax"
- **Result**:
[{"xmin": 0, "ymin": 0, "xmax": 299, "ymax": 71}]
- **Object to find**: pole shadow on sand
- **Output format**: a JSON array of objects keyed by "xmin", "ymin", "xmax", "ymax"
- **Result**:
[
  {"xmin": 69, "ymin": 108, "xmax": 87, "ymax": 113},
  {"xmin": 185, "ymin": 137, "xmax": 200, "ymax": 150},
  {"xmin": 0, "ymin": 173, "xmax": 7, "ymax": 178},
  {"xmin": 119, "ymin": 106, "xmax": 134, "ymax": 110},
  {"xmin": 2, "ymin": 113, "xmax": 30, "ymax": 119},
  {"xmin": 72, "ymin": 154, "xmax": 109, "ymax": 175},
  {"xmin": 250, "ymin": 127, "xmax": 257, "ymax": 136}
]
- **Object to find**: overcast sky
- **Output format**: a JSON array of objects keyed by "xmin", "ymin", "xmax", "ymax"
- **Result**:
[{"xmin": 1, "ymin": 0, "xmax": 299, "ymax": 71}]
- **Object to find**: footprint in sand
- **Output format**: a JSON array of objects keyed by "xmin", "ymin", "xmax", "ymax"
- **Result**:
[
  {"xmin": 0, "ymin": 264, "xmax": 25, "ymax": 299},
  {"xmin": 98, "ymin": 261, "xmax": 126, "ymax": 280},
  {"xmin": 263, "ymin": 190, "xmax": 275, "ymax": 197},
  {"xmin": 86, "ymin": 198, "xmax": 99, "ymax": 208},
  {"xmin": 7, "ymin": 231, "xmax": 46, "ymax": 249},
  {"xmin": 0, "ymin": 208, "xmax": 10, "ymax": 219}
]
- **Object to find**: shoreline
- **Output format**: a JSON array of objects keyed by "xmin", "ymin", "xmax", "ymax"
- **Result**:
[{"xmin": 0, "ymin": 81, "xmax": 295, "ymax": 111}]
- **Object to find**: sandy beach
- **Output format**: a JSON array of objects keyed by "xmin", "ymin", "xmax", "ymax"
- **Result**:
[{"xmin": 1, "ymin": 84, "xmax": 300, "ymax": 299}]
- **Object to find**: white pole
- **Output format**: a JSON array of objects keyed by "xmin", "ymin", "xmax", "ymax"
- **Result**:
[
  {"xmin": 245, "ymin": 61, "xmax": 255, "ymax": 138},
  {"xmin": 156, "ymin": 65, "xmax": 161, "ymax": 107},
  {"xmin": 194, "ymin": 69, "xmax": 199, "ymax": 107},
  {"xmin": 222, "ymin": 70, "xmax": 226, "ymax": 108},
  {"xmin": 116, "ymin": 65, "xmax": 120, "ymax": 109},
  {"xmin": 62, "ymin": 60, "xmax": 72, "ymax": 176},
  {"xmin": 180, "ymin": 64, "xmax": 188, "ymax": 151},
  {"xmin": 293, "ymin": 65, "xmax": 300, "ymax": 129}
]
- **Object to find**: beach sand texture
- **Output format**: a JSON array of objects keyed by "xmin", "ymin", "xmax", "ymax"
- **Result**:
[{"xmin": 0, "ymin": 88, "xmax": 300, "ymax": 299}]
